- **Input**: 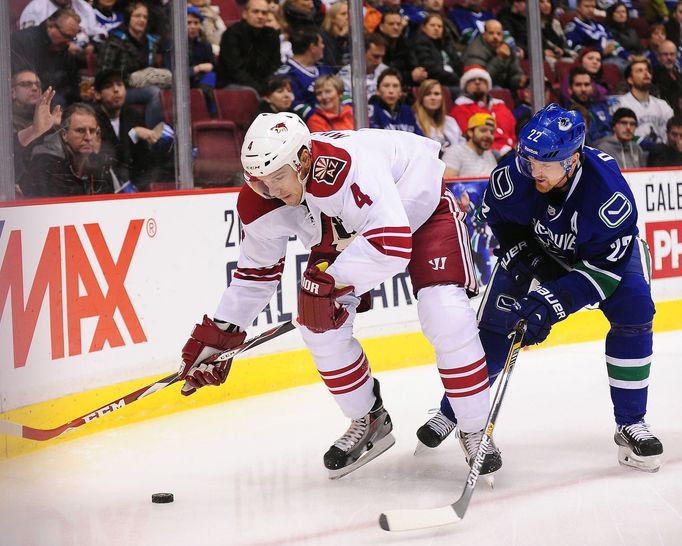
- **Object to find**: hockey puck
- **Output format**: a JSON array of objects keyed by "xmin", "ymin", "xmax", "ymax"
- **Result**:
[{"xmin": 151, "ymin": 493, "xmax": 174, "ymax": 504}]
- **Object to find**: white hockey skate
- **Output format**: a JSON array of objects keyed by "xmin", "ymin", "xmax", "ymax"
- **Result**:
[
  {"xmin": 414, "ymin": 410, "xmax": 456, "ymax": 455},
  {"xmin": 614, "ymin": 421, "xmax": 663, "ymax": 473},
  {"xmin": 323, "ymin": 379, "xmax": 395, "ymax": 479}
]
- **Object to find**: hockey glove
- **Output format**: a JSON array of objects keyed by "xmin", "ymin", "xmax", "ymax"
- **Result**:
[
  {"xmin": 507, "ymin": 284, "xmax": 569, "ymax": 346},
  {"xmin": 297, "ymin": 262, "xmax": 354, "ymax": 333},
  {"xmin": 178, "ymin": 315, "xmax": 246, "ymax": 396},
  {"xmin": 495, "ymin": 240, "xmax": 557, "ymax": 285}
]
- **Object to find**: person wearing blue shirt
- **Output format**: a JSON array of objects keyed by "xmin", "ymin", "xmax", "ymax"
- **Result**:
[
  {"xmin": 566, "ymin": 67, "xmax": 612, "ymax": 144},
  {"xmin": 417, "ymin": 104, "xmax": 663, "ymax": 475},
  {"xmin": 368, "ymin": 68, "xmax": 423, "ymax": 135}
]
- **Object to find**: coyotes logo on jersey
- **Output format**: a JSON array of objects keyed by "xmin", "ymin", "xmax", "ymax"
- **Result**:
[{"xmin": 313, "ymin": 156, "xmax": 347, "ymax": 186}]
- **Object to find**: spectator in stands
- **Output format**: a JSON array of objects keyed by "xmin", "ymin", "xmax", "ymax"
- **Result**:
[
  {"xmin": 185, "ymin": 6, "xmax": 217, "ymax": 116},
  {"xmin": 338, "ymin": 33, "xmax": 389, "ymax": 100},
  {"xmin": 497, "ymin": 0, "xmax": 528, "ymax": 58},
  {"xmin": 616, "ymin": 57, "xmax": 674, "ymax": 151},
  {"xmin": 647, "ymin": 115, "xmax": 682, "ymax": 166},
  {"xmin": 561, "ymin": 48, "xmax": 610, "ymax": 104},
  {"xmin": 307, "ymin": 75, "xmax": 354, "ymax": 131},
  {"xmin": 565, "ymin": 0, "xmax": 629, "ymax": 71},
  {"xmin": 216, "ymin": 0, "xmax": 280, "ymax": 97},
  {"xmin": 24, "ymin": 103, "xmax": 114, "ymax": 197},
  {"xmin": 645, "ymin": 24, "xmax": 668, "ymax": 71},
  {"xmin": 643, "ymin": 1, "xmax": 669, "ymax": 24},
  {"xmin": 276, "ymin": 28, "xmax": 333, "ymax": 119},
  {"xmin": 12, "ymin": 9, "xmax": 84, "ymax": 108},
  {"xmin": 449, "ymin": 0, "xmax": 494, "ymax": 44},
  {"xmin": 664, "ymin": 1, "xmax": 682, "ymax": 46},
  {"xmin": 605, "ymin": 2, "xmax": 644, "ymax": 56},
  {"xmin": 417, "ymin": 0, "xmax": 462, "ymax": 45},
  {"xmin": 442, "ymin": 112, "xmax": 497, "ymax": 177},
  {"xmin": 540, "ymin": 0, "xmax": 576, "ymax": 69},
  {"xmin": 566, "ymin": 67, "xmax": 612, "ymax": 144},
  {"xmin": 283, "ymin": 0, "xmax": 324, "ymax": 33},
  {"xmin": 379, "ymin": 0, "xmax": 421, "ymax": 35},
  {"xmin": 189, "ymin": 0, "xmax": 227, "ymax": 56},
  {"xmin": 378, "ymin": 8, "xmax": 428, "ymax": 87},
  {"xmin": 93, "ymin": 0, "xmax": 124, "ymax": 39},
  {"xmin": 513, "ymin": 77, "xmax": 552, "ymax": 124},
  {"xmin": 413, "ymin": 79, "xmax": 463, "ymax": 155},
  {"xmin": 412, "ymin": 14, "xmax": 463, "ymax": 92},
  {"xmin": 594, "ymin": 107, "xmax": 646, "ymax": 169},
  {"xmin": 257, "ymin": 75, "xmax": 295, "ymax": 116},
  {"xmin": 368, "ymin": 68, "xmax": 423, "ymax": 134},
  {"xmin": 20, "ymin": 0, "xmax": 107, "ymax": 50},
  {"xmin": 449, "ymin": 65, "xmax": 517, "ymax": 155},
  {"xmin": 92, "ymin": 69, "xmax": 158, "ymax": 190},
  {"xmin": 12, "ymin": 71, "xmax": 62, "ymax": 191},
  {"xmin": 320, "ymin": 1, "xmax": 350, "ymax": 71},
  {"xmin": 653, "ymin": 41, "xmax": 682, "ymax": 115},
  {"xmin": 463, "ymin": 19, "xmax": 527, "ymax": 91},
  {"xmin": 97, "ymin": 1, "xmax": 165, "ymax": 128}
]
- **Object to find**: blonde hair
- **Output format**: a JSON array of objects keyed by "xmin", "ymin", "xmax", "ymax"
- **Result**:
[
  {"xmin": 314, "ymin": 74, "xmax": 344, "ymax": 96},
  {"xmin": 321, "ymin": 1, "xmax": 348, "ymax": 36},
  {"xmin": 413, "ymin": 79, "xmax": 445, "ymax": 137}
]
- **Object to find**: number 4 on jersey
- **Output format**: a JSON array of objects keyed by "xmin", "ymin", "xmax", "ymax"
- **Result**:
[{"xmin": 351, "ymin": 183, "xmax": 373, "ymax": 208}]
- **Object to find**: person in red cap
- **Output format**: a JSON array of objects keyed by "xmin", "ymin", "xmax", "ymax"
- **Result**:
[{"xmin": 449, "ymin": 65, "xmax": 516, "ymax": 156}]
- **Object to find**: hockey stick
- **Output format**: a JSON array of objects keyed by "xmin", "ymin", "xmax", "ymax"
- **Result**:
[
  {"xmin": 379, "ymin": 319, "xmax": 527, "ymax": 532},
  {"xmin": 0, "ymin": 321, "xmax": 297, "ymax": 442}
]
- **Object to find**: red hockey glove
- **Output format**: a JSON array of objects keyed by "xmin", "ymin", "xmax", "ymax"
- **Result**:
[
  {"xmin": 178, "ymin": 315, "xmax": 246, "ymax": 396},
  {"xmin": 297, "ymin": 262, "xmax": 354, "ymax": 333}
]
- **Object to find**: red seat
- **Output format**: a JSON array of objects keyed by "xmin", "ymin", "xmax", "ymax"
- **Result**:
[
  {"xmin": 212, "ymin": 0, "xmax": 243, "ymax": 25},
  {"xmin": 214, "ymin": 88, "xmax": 260, "ymax": 139},
  {"xmin": 520, "ymin": 59, "xmax": 555, "ymax": 82},
  {"xmin": 10, "ymin": 0, "xmax": 32, "ymax": 29},
  {"xmin": 160, "ymin": 89, "xmax": 212, "ymax": 124},
  {"xmin": 630, "ymin": 17, "xmax": 650, "ymax": 39},
  {"xmin": 192, "ymin": 121, "xmax": 243, "ymax": 186},
  {"xmin": 555, "ymin": 60, "xmax": 576, "ymax": 87},
  {"xmin": 601, "ymin": 62, "xmax": 622, "ymax": 92},
  {"xmin": 558, "ymin": 11, "xmax": 575, "ymax": 27},
  {"xmin": 148, "ymin": 182, "xmax": 176, "ymax": 192},
  {"xmin": 489, "ymin": 88, "xmax": 514, "ymax": 111}
]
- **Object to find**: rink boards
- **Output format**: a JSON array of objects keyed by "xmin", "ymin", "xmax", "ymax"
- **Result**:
[{"xmin": 1, "ymin": 168, "xmax": 681, "ymax": 458}]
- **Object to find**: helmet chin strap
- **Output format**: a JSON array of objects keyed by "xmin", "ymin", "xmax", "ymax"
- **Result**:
[{"xmin": 296, "ymin": 169, "xmax": 307, "ymax": 205}]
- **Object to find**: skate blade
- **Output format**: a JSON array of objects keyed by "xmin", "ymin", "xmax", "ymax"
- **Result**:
[
  {"xmin": 617, "ymin": 447, "xmax": 661, "ymax": 473},
  {"xmin": 413, "ymin": 440, "xmax": 432, "ymax": 456},
  {"xmin": 328, "ymin": 433, "xmax": 396, "ymax": 480}
]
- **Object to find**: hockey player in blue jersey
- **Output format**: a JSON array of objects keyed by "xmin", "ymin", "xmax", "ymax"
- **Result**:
[{"xmin": 417, "ymin": 103, "xmax": 663, "ymax": 473}]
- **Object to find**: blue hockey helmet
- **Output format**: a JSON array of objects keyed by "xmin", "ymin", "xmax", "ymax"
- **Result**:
[{"xmin": 516, "ymin": 104, "xmax": 585, "ymax": 179}]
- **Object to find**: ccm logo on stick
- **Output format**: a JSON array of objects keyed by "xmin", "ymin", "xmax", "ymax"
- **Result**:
[{"xmin": 646, "ymin": 220, "xmax": 682, "ymax": 279}]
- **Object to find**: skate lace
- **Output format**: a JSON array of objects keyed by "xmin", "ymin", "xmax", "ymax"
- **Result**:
[
  {"xmin": 460, "ymin": 430, "xmax": 494, "ymax": 456},
  {"xmin": 427, "ymin": 411, "xmax": 456, "ymax": 437},
  {"xmin": 623, "ymin": 421, "xmax": 655, "ymax": 442},
  {"xmin": 334, "ymin": 416, "xmax": 369, "ymax": 451}
]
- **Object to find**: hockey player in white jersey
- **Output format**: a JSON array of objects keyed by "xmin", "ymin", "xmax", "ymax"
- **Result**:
[{"xmin": 177, "ymin": 112, "xmax": 501, "ymax": 478}]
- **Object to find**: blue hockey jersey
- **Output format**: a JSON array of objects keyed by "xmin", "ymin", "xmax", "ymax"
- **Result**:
[
  {"xmin": 481, "ymin": 146, "xmax": 641, "ymax": 313},
  {"xmin": 275, "ymin": 59, "xmax": 334, "ymax": 120}
]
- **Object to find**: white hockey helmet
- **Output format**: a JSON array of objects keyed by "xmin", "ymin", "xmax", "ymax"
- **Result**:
[{"xmin": 241, "ymin": 112, "xmax": 312, "ymax": 199}]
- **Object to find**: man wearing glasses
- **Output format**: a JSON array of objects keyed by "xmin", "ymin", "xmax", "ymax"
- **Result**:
[
  {"xmin": 12, "ymin": 70, "xmax": 62, "ymax": 192},
  {"xmin": 23, "ymin": 103, "xmax": 114, "ymax": 198},
  {"xmin": 11, "ymin": 8, "xmax": 81, "ymax": 106},
  {"xmin": 595, "ymin": 108, "xmax": 646, "ymax": 170}
]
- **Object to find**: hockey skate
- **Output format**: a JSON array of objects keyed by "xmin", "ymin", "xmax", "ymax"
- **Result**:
[
  {"xmin": 614, "ymin": 421, "xmax": 663, "ymax": 473},
  {"xmin": 457, "ymin": 428, "xmax": 502, "ymax": 487},
  {"xmin": 323, "ymin": 379, "xmax": 395, "ymax": 480},
  {"xmin": 414, "ymin": 410, "xmax": 456, "ymax": 455}
]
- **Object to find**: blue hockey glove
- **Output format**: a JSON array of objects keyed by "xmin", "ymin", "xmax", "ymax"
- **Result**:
[
  {"xmin": 508, "ymin": 284, "xmax": 569, "ymax": 345},
  {"xmin": 495, "ymin": 240, "xmax": 557, "ymax": 285}
]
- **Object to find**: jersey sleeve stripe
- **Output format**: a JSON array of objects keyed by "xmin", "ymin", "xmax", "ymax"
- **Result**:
[
  {"xmin": 363, "ymin": 226, "xmax": 412, "ymax": 237},
  {"xmin": 366, "ymin": 238, "xmax": 413, "ymax": 259},
  {"xmin": 573, "ymin": 261, "xmax": 621, "ymax": 299}
]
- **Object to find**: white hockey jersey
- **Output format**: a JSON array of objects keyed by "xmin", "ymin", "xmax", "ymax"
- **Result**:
[{"xmin": 215, "ymin": 129, "xmax": 445, "ymax": 329}]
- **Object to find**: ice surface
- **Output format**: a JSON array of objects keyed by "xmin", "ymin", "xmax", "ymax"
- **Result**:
[{"xmin": 1, "ymin": 332, "xmax": 680, "ymax": 546}]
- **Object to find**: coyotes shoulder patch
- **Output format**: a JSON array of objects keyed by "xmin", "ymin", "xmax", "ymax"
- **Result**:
[{"xmin": 307, "ymin": 140, "xmax": 352, "ymax": 198}]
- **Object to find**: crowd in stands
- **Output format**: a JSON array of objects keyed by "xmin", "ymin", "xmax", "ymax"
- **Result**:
[{"xmin": 8, "ymin": 0, "xmax": 682, "ymax": 199}]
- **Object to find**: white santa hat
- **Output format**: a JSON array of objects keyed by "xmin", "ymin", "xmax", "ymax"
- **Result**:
[{"xmin": 459, "ymin": 65, "xmax": 492, "ymax": 91}]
